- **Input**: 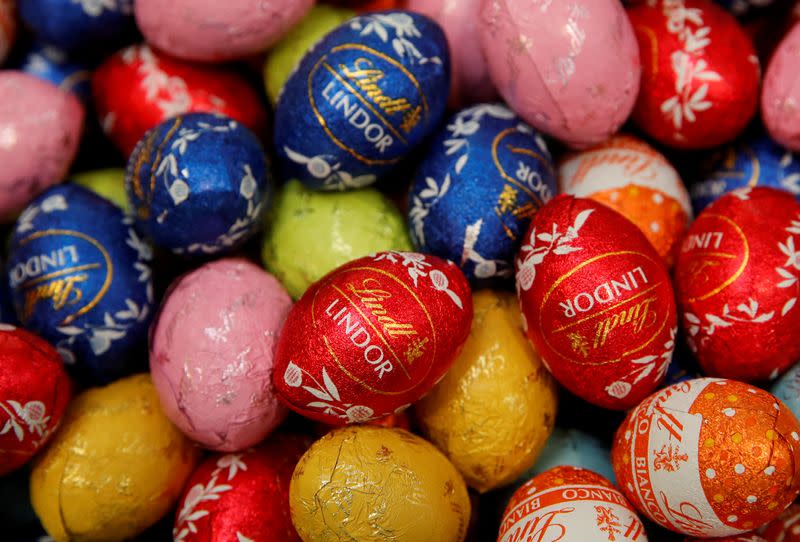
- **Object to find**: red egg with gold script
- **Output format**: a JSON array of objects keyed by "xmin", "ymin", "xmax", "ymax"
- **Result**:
[
  {"xmin": 273, "ymin": 251, "xmax": 472, "ymax": 425},
  {"xmin": 627, "ymin": 0, "xmax": 760, "ymax": 149},
  {"xmin": 515, "ymin": 195, "xmax": 677, "ymax": 410},
  {"xmin": 92, "ymin": 44, "xmax": 266, "ymax": 156},
  {"xmin": 676, "ymin": 187, "xmax": 800, "ymax": 382}
]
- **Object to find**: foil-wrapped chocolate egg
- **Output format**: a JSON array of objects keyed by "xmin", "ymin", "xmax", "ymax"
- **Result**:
[
  {"xmin": 415, "ymin": 290, "xmax": 557, "ymax": 493},
  {"xmin": 273, "ymin": 251, "xmax": 472, "ymax": 425},
  {"xmin": 0, "ymin": 72, "xmax": 84, "ymax": 220},
  {"xmin": 559, "ymin": 134, "xmax": 692, "ymax": 266},
  {"xmin": 274, "ymin": 10, "xmax": 450, "ymax": 190},
  {"xmin": 771, "ymin": 361, "xmax": 800, "ymax": 421},
  {"xmin": 290, "ymin": 426, "xmax": 471, "ymax": 542},
  {"xmin": 0, "ymin": 326, "xmax": 71, "ymax": 476},
  {"xmin": 151, "ymin": 258, "xmax": 292, "ymax": 451},
  {"xmin": 628, "ymin": 0, "xmax": 760, "ymax": 149},
  {"xmin": 691, "ymin": 135, "xmax": 800, "ymax": 213},
  {"xmin": 408, "ymin": 103, "xmax": 556, "ymax": 286},
  {"xmin": 763, "ymin": 22, "xmax": 800, "ymax": 152},
  {"xmin": 759, "ymin": 502, "xmax": 800, "ymax": 541},
  {"xmin": 612, "ymin": 378, "xmax": 800, "ymax": 537},
  {"xmin": 73, "ymin": 169, "xmax": 128, "ymax": 210},
  {"xmin": 676, "ymin": 187, "xmax": 800, "ymax": 381},
  {"xmin": 17, "ymin": 43, "xmax": 91, "ymax": 103},
  {"xmin": 479, "ymin": 0, "xmax": 640, "ymax": 148},
  {"xmin": 30, "ymin": 374, "xmax": 199, "ymax": 542},
  {"xmin": 126, "ymin": 113, "xmax": 270, "ymax": 255},
  {"xmin": 92, "ymin": 44, "xmax": 267, "ymax": 157},
  {"xmin": 7, "ymin": 184, "xmax": 154, "ymax": 384},
  {"xmin": 515, "ymin": 195, "xmax": 677, "ymax": 410}
]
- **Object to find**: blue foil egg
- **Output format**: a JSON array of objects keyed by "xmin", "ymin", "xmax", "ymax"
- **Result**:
[
  {"xmin": 17, "ymin": 43, "xmax": 92, "ymax": 103},
  {"xmin": 407, "ymin": 103, "xmax": 556, "ymax": 285},
  {"xmin": 274, "ymin": 10, "xmax": 450, "ymax": 191},
  {"xmin": 18, "ymin": 0, "xmax": 135, "ymax": 53},
  {"xmin": 771, "ymin": 361, "xmax": 800, "ymax": 421},
  {"xmin": 125, "ymin": 113, "xmax": 270, "ymax": 255},
  {"xmin": 6, "ymin": 184, "xmax": 154, "ymax": 384},
  {"xmin": 691, "ymin": 134, "xmax": 800, "ymax": 213}
]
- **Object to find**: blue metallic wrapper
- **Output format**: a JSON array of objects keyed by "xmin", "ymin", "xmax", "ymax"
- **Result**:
[
  {"xmin": 691, "ymin": 134, "xmax": 800, "ymax": 213},
  {"xmin": 125, "ymin": 113, "xmax": 270, "ymax": 255},
  {"xmin": 18, "ymin": 0, "xmax": 135, "ymax": 53},
  {"xmin": 274, "ymin": 10, "xmax": 450, "ymax": 191},
  {"xmin": 6, "ymin": 184, "xmax": 154, "ymax": 384},
  {"xmin": 771, "ymin": 361, "xmax": 800, "ymax": 421},
  {"xmin": 407, "ymin": 104, "xmax": 556, "ymax": 285},
  {"xmin": 17, "ymin": 43, "xmax": 92, "ymax": 103}
]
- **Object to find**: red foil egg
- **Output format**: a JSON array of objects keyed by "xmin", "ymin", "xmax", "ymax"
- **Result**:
[
  {"xmin": 515, "ymin": 195, "xmax": 677, "ymax": 410},
  {"xmin": 628, "ymin": 0, "xmax": 760, "ymax": 149},
  {"xmin": 92, "ymin": 44, "xmax": 267, "ymax": 156},
  {"xmin": 759, "ymin": 502, "xmax": 800, "ymax": 541},
  {"xmin": 173, "ymin": 434, "xmax": 310, "ymax": 542},
  {"xmin": 676, "ymin": 187, "xmax": 800, "ymax": 381},
  {"xmin": 0, "ymin": 325, "xmax": 71, "ymax": 476},
  {"xmin": 273, "ymin": 251, "xmax": 472, "ymax": 426}
]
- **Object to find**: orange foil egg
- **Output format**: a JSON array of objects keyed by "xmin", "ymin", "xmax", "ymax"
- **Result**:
[
  {"xmin": 612, "ymin": 378, "xmax": 800, "ymax": 538},
  {"xmin": 758, "ymin": 502, "xmax": 800, "ymax": 541}
]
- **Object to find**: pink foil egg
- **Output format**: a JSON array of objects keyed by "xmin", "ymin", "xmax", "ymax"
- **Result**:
[
  {"xmin": 478, "ymin": 0, "xmax": 641, "ymax": 148},
  {"xmin": 407, "ymin": 0, "xmax": 496, "ymax": 107},
  {"xmin": 0, "ymin": 72, "xmax": 83, "ymax": 221},
  {"xmin": 150, "ymin": 258, "xmax": 292, "ymax": 452},
  {"xmin": 134, "ymin": 0, "xmax": 314, "ymax": 62},
  {"xmin": 763, "ymin": 22, "xmax": 800, "ymax": 152}
]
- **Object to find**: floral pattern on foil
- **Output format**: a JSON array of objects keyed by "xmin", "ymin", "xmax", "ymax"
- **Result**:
[
  {"xmin": 349, "ymin": 12, "xmax": 443, "ymax": 66},
  {"xmin": 373, "ymin": 251, "xmax": 464, "ymax": 309},
  {"xmin": 605, "ymin": 327, "xmax": 677, "ymax": 399},
  {"xmin": 0, "ymin": 400, "xmax": 50, "ymax": 445},
  {"xmin": 283, "ymin": 146, "xmax": 376, "ymax": 191},
  {"xmin": 283, "ymin": 362, "xmax": 375, "ymax": 423}
]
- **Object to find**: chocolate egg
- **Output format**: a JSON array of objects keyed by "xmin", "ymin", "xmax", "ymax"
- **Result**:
[
  {"xmin": 559, "ymin": 134, "xmax": 692, "ymax": 266},
  {"xmin": 151, "ymin": 259, "xmax": 292, "ymax": 451},
  {"xmin": 771, "ymin": 361, "xmax": 800, "ymax": 421},
  {"xmin": 763, "ymin": 22, "xmax": 800, "ymax": 152},
  {"xmin": 676, "ymin": 187, "xmax": 800, "ymax": 381},
  {"xmin": 92, "ymin": 44, "xmax": 267, "ymax": 156},
  {"xmin": 290, "ymin": 426, "xmax": 470, "ymax": 542},
  {"xmin": 273, "ymin": 251, "xmax": 472, "ymax": 425},
  {"xmin": 479, "ymin": 0, "xmax": 640, "ymax": 148},
  {"xmin": 274, "ymin": 10, "xmax": 450, "ymax": 190},
  {"xmin": 415, "ymin": 290, "xmax": 557, "ymax": 493},
  {"xmin": 528, "ymin": 428, "xmax": 616, "ymax": 483},
  {"xmin": 7, "ymin": 184, "xmax": 154, "ymax": 384},
  {"xmin": 628, "ymin": 0, "xmax": 760, "ymax": 149},
  {"xmin": 135, "ymin": 0, "xmax": 313, "ymax": 62},
  {"xmin": 498, "ymin": 466, "xmax": 648, "ymax": 542},
  {"xmin": 0, "ymin": 326, "xmax": 71, "ymax": 476},
  {"xmin": 261, "ymin": 179, "xmax": 412, "ymax": 300},
  {"xmin": 30, "ymin": 374, "xmax": 199, "ymax": 542},
  {"xmin": 612, "ymin": 378, "xmax": 800, "ymax": 537},
  {"xmin": 18, "ymin": 43, "xmax": 92, "ymax": 103},
  {"xmin": 759, "ymin": 502, "xmax": 800, "ymax": 541},
  {"xmin": 73, "ymin": 169, "xmax": 128, "ymax": 210},
  {"xmin": 0, "ymin": 72, "xmax": 84, "ymax": 220},
  {"xmin": 691, "ymin": 135, "xmax": 800, "ymax": 213},
  {"xmin": 408, "ymin": 103, "xmax": 556, "ymax": 286},
  {"xmin": 174, "ymin": 434, "xmax": 310, "ymax": 542},
  {"xmin": 515, "ymin": 195, "xmax": 677, "ymax": 410},
  {"xmin": 126, "ymin": 113, "xmax": 270, "ymax": 255}
]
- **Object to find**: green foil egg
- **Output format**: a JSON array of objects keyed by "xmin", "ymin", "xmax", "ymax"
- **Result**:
[{"xmin": 73, "ymin": 168, "xmax": 128, "ymax": 211}]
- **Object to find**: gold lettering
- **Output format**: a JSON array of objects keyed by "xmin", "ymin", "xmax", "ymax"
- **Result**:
[
  {"xmin": 23, "ymin": 274, "xmax": 89, "ymax": 321},
  {"xmin": 593, "ymin": 296, "xmax": 658, "ymax": 349},
  {"xmin": 347, "ymin": 278, "xmax": 418, "ymax": 338},
  {"xmin": 340, "ymin": 57, "xmax": 413, "ymax": 116}
]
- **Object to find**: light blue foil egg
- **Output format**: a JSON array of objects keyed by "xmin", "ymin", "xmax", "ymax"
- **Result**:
[
  {"xmin": 17, "ymin": 43, "xmax": 92, "ymax": 103},
  {"xmin": 407, "ymin": 103, "xmax": 556, "ymax": 286},
  {"xmin": 771, "ymin": 361, "xmax": 800, "ymax": 421},
  {"xmin": 274, "ymin": 10, "xmax": 450, "ymax": 191},
  {"xmin": 691, "ymin": 134, "xmax": 800, "ymax": 214},
  {"xmin": 125, "ymin": 113, "xmax": 270, "ymax": 255},
  {"xmin": 6, "ymin": 184, "xmax": 154, "ymax": 384}
]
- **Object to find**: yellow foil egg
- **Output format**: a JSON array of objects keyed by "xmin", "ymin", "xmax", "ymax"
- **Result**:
[
  {"xmin": 290, "ymin": 426, "xmax": 470, "ymax": 542},
  {"xmin": 415, "ymin": 290, "xmax": 558, "ymax": 493},
  {"xmin": 30, "ymin": 374, "xmax": 199, "ymax": 542}
]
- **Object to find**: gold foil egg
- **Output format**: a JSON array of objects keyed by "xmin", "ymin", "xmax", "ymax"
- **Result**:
[
  {"xmin": 415, "ymin": 290, "xmax": 558, "ymax": 492},
  {"xmin": 290, "ymin": 426, "xmax": 471, "ymax": 542},
  {"xmin": 30, "ymin": 374, "xmax": 199, "ymax": 542}
]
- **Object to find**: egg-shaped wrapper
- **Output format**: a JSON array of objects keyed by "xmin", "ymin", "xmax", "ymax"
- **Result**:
[
  {"xmin": 290, "ymin": 426, "xmax": 470, "ymax": 542},
  {"xmin": 770, "ymin": 361, "xmax": 800, "ymax": 421},
  {"xmin": 30, "ymin": 374, "xmax": 199, "ymax": 542},
  {"xmin": 72, "ymin": 169, "xmax": 128, "ymax": 210},
  {"xmin": 676, "ymin": 187, "xmax": 800, "ymax": 381},
  {"xmin": 612, "ymin": 378, "xmax": 800, "ymax": 537},
  {"xmin": 406, "ymin": 0, "xmax": 495, "ymax": 106},
  {"xmin": 415, "ymin": 290, "xmax": 557, "ymax": 493},
  {"xmin": 758, "ymin": 502, "xmax": 800, "ymax": 541},
  {"xmin": 0, "ymin": 326, "xmax": 71, "ymax": 476},
  {"xmin": 151, "ymin": 259, "xmax": 292, "ymax": 452},
  {"xmin": 135, "ymin": 0, "xmax": 313, "ymax": 62},
  {"xmin": 0, "ymin": 72, "xmax": 84, "ymax": 221},
  {"xmin": 559, "ymin": 134, "xmax": 692, "ymax": 266},
  {"xmin": 92, "ymin": 44, "xmax": 267, "ymax": 157},
  {"xmin": 17, "ymin": 43, "xmax": 92, "ymax": 103},
  {"xmin": 527, "ymin": 427, "xmax": 616, "ymax": 483},
  {"xmin": 264, "ymin": 5, "xmax": 355, "ymax": 105},
  {"xmin": 763, "ymin": 22, "xmax": 800, "ymax": 152},
  {"xmin": 274, "ymin": 10, "xmax": 450, "ymax": 190},
  {"xmin": 479, "ymin": 0, "xmax": 640, "ymax": 148},
  {"xmin": 0, "ymin": 0, "xmax": 15, "ymax": 64},
  {"xmin": 261, "ymin": 179, "xmax": 412, "ymax": 300}
]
